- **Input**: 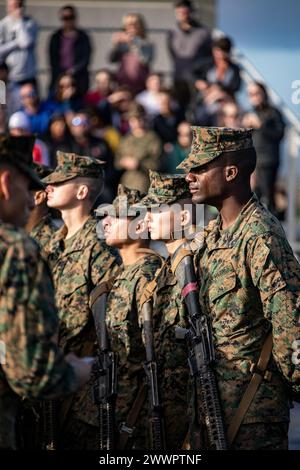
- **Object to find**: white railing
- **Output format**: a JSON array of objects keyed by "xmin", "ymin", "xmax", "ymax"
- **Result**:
[{"xmin": 233, "ymin": 49, "xmax": 300, "ymax": 252}]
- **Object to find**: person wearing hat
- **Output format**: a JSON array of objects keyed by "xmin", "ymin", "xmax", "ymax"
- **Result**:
[
  {"xmin": 25, "ymin": 163, "xmax": 60, "ymax": 255},
  {"xmin": 136, "ymin": 170, "xmax": 194, "ymax": 449},
  {"xmin": 96, "ymin": 184, "xmax": 164, "ymax": 449},
  {"xmin": 0, "ymin": 135, "xmax": 92, "ymax": 449},
  {"xmin": 178, "ymin": 126, "xmax": 300, "ymax": 449},
  {"xmin": 115, "ymin": 102, "xmax": 161, "ymax": 193},
  {"xmin": 42, "ymin": 151, "xmax": 120, "ymax": 449}
]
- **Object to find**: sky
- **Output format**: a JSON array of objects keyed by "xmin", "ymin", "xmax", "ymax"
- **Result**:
[{"xmin": 217, "ymin": 0, "xmax": 300, "ymax": 120}]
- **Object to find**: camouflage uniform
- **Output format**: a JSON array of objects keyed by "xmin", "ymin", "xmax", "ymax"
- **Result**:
[
  {"xmin": 43, "ymin": 152, "xmax": 120, "ymax": 449},
  {"xmin": 0, "ymin": 136, "xmax": 81, "ymax": 449},
  {"xmin": 30, "ymin": 213, "xmax": 58, "ymax": 251},
  {"xmin": 137, "ymin": 171, "xmax": 192, "ymax": 450},
  {"xmin": 96, "ymin": 185, "xmax": 164, "ymax": 449},
  {"xmin": 29, "ymin": 163, "xmax": 58, "ymax": 252},
  {"xmin": 178, "ymin": 127, "xmax": 300, "ymax": 450}
]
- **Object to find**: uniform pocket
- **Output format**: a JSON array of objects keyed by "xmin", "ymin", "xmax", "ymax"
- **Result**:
[{"xmin": 209, "ymin": 270, "xmax": 237, "ymax": 303}]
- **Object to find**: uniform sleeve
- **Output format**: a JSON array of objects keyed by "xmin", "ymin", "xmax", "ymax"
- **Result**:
[
  {"xmin": 0, "ymin": 239, "xmax": 80, "ymax": 399},
  {"xmin": 247, "ymin": 234, "xmax": 300, "ymax": 396}
]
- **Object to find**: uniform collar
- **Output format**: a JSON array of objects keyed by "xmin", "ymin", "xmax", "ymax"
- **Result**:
[
  {"xmin": 50, "ymin": 215, "xmax": 96, "ymax": 256},
  {"xmin": 206, "ymin": 193, "xmax": 260, "ymax": 252}
]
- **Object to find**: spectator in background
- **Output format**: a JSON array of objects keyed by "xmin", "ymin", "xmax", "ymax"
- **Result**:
[
  {"xmin": 8, "ymin": 110, "xmax": 50, "ymax": 165},
  {"xmin": 160, "ymin": 121, "xmax": 192, "ymax": 173},
  {"xmin": 0, "ymin": 61, "xmax": 19, "ymax": 118},
  {"xmin": 109, "ymin": 13, "xmax": 154, "ymax": 95},
  {"xmin": 168, "ymin": 0, "xmax": 212, "ymax": 107},
  {"xmin": 218, "ymin": 101, "xmax": 242, "ymax": 128},
  {"xmin": 43, "ymin": 113, "xmax": 73, "ymax": 167},
  {"xmin": 108, "ymin": 85, "xmax": 134, "ymax": 135},
  {"xmin": 242, "ymin": 81, "xmax": 285, "ymax": 213},
  {"xmin": 45, "ymin": 72, "xmax": 83, "ymax": 125},
  {"xmin": 84, "ymin": 68, "xmax": 115, "ymax": 107},
  {"xmin": 0, "ymin": 0, "xmax": 38, "ymax": 112},
  {"xmin": 115, "ymin": 102, "xmax": 161, "ymax": 192},
  {"xmin": 49, "ymin": 5, "xmax": 92, "ymax": 95},
  {"xmin": 87, "ymin": 106, "xmax": 121, "ymax": 155},
  {"xmin": 19, "ymin": 82, "xmax": 53, "ymax": 136},
  {"xmin": 152, "ymin": 89, "xmax": 184, "ymax": 144},
  {"xmin": 188, "ymin": 81, "xmax": 233, "ymax": 126},
  {"xmin": 69, "ymin": 110, "xmax": 116, "ymax": 201},
  {"xmin": 136, "ymin": 72, "xmax": 164, "ymax": 119},
  {"xmin": 196, "ymin": 36, "xmax": 241, "ymax": 96}
]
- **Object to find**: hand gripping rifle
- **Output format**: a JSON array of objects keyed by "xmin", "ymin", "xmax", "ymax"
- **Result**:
[
  {"xmin": 90, "ymin": 280, "xmax": 118, "ymax": 450},
  {"xmin": 142, "ymin": 297, "xmax": 166, "ymax": 450},
  {"xmin": 171, "ymin": 248, "xmax": 227, "ymax": 450}
]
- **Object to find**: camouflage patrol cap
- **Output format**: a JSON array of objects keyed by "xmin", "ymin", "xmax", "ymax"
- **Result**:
[
  {"xmin": 43, "ymin": 151, "xmax": 105, "ymax": 184},
  {"xmin": 135, "ymin": 170, "xmax": 190, "ymax": 208},
  {"xmin": 177, "ymin": 126, "xmax": 254, "ymax": 172},
  {"xmin": 0, "ymin": 134, "xmax": 44, "ymax": 190},
  {"xmin": 95, "ymin": 184, "xmax": 146, "ymax": 217},
  {"xmin": 32, "ymin": 162, "xmax": 53, "ymax": 181}
]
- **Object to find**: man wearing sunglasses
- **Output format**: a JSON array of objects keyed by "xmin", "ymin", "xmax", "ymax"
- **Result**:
[{"xmin": 48, "ymin": 5, "xmax": 92, "ymax": 95}]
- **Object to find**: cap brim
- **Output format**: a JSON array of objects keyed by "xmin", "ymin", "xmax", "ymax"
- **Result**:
[
  {"xmin": 42, "ymin": 172, "xmax": 78, "ymax": 185},
  {"xmin": 176, "ymin": 151, "xmax": 223, "ymax": 172},
  {"xmin": 134, "ymin": 192, "xmax": 191, "ymax": 209}
]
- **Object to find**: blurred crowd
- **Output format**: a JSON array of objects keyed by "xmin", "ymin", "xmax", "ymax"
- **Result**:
[{"xmin": 0, "ymin": 0, "xmax": 286, "ymax": 215}]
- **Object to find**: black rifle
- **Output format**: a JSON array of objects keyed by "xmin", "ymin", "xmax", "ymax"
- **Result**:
[
  {"xmin": 172, "ymin": 250, "xmax": 227, "ymax": 450},
  {"xmin": 91, "ymin": 286, "xmax": 117, "ymax": 450},
  {"xmin": 42, "ymin": 400, "xmax": 57, "ymax": 450},
  {"xmin": 142, "ymin": 300, "xmax": 166, "ymax": 451}
]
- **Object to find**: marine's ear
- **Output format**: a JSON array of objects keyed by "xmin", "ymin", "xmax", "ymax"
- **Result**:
[
  {"xmin": 0, "ymin": 169, "xmax": 12, "ymax": 201},
  {"xmin": 225, "ymin": 164, "xmax": 238, "ymax": 182}
]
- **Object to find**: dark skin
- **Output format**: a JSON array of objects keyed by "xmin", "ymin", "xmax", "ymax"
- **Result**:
[{"xmin": 185, "ymin": 154, "xmax": 253, "ymax": 229}]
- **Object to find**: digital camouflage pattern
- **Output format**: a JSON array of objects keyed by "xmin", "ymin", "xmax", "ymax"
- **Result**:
[
  {"xmin": 30, "ymin": 214, "xmax": 58, "ymax": 253},
  {"xmin": 0, "ymin": 134, "xmax": 44, "ymax": 190},
  {"xmin": 152, "ymin": 252, "xmax": 190, "ymax": 449},
  {"xmin": 136, "ymin": 170, "xmax": 191, "ymax": 208},
  {"xmin": 46, "ymin": 216, "xmax": 120, "ymax": 441},
  {"xmin": 43, "ymin": 151, "xmax": 105, "ymax": 184},
  {"xmin": 0, "ymin": 223, "xmax": 80, "ymax": 449},
  {"xmin": 95, "ymin": 184, "xmax": 146, "ymax": 217},
  {"xmin": 177, "ymin": 126, "xmax": 254, "ymax": 172},
  {"xmin": 32, "ymin": 162, "xmax": 53, "ymax": 180},
  {"xmin": 194, "ymin": 194, "xmax": 300, "ymax": 449},
  {"xmin": 105, "ymin": 252, "xmax": 163, "ymax": 449}
]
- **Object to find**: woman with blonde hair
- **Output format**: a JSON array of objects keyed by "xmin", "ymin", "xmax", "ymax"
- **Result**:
[{"xmin": 109, "ymin": 13, "xmax": 154, "ymax": 94}]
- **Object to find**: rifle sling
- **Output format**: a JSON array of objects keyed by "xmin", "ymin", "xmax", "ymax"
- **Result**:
[
  {"xmin": 170, "ymin": 249, "xmax": 191, "ymax": 275},
  {"xmin": 118, "ymin": 383, "xmax": 148, "ymax": 450},
  {"xmin": 227, "ymin": 332, "xmax": 273, "ymax": 447}
]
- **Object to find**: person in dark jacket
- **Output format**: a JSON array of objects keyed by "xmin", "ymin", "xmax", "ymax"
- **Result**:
[
  {"xmin": 195, "ymin": 36, "xmax": 241, "ymax": 96},
  {"xmin": 48, "ymin": 5, "xmax": 92, "ymax": 95},
  {"xmin": 242, "ymin": 81, "xmax": 285, "ymax": 213},
  {"xmin": 167, "ymin": 0, "xmax": 212, "ymax": 107}
]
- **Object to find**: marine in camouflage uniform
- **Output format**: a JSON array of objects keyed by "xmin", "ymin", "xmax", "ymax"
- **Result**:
[
  {"xmin": 136, "ymin": 171, "xmax": 193, "ymax": 449},
  {"xmin": 27, "ymin": 163, "xmax": 59, "ymax": 254},
  {"xmin": 0, "ymin": 136, "xmax": 88, "ymax": 450},
  {"xmin": 177, "ymin": 126, "xmax": 300, "ymax": 449},
  {"xmin": 96, "ymin": 185, "xmax": 164, "ymax": 449},
  {"xmin": 42, "ymin": 152, "xmax": 120, "ymax": 449}
]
